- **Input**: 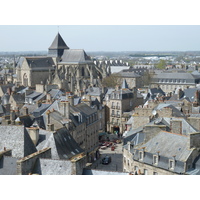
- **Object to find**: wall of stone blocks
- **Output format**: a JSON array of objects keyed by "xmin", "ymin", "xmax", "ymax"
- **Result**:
[
  {"xmin": 17, "ymin": 148, "xmax": 51, "ymax": 175},
  {"xmin": 188, "ymin": 117, "xmax": 200, "ymax": 131}
]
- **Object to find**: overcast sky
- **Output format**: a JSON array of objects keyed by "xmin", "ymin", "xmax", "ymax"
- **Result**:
[{"xmin": 1, "ymin": 25, "xmax": 200, "ymax": 52}]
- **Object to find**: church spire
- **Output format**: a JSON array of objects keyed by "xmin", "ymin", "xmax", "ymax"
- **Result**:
[{"xmin": 48, "ymin": 33, "xmax": 69, "ymax": 58}]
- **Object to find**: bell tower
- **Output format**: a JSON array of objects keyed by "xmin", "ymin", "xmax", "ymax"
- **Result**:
[{"xmin": 48, "ymin": 32, "xmax": 69, "ymax": 59}]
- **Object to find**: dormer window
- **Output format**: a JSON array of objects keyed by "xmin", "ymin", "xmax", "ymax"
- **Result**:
[
  {"xmin": 169, "ymin": 159, "xmax": 175, "ymax": 170},
  {"xmin": 153, "ymin": 155, "xmax": 158, "ymax": 165},
  {"xmin": 139, "ymin": 151, "xmax": 144, "ymax": 161}
]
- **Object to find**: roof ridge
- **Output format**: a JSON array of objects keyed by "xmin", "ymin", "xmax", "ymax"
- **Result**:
[{"xmin": 160, "ymin": 130, "xmax": 187, "ymax": 137}]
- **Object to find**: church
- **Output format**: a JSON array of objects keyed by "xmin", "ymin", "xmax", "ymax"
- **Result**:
[{"xmin": 16, "ymin": 33, "xmax": 104, "ymax": 93}]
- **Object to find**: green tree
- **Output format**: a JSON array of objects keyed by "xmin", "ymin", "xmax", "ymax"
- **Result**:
[{"xmin": 156, "ymin": 59, "xmax": 166, "ymax": 69}]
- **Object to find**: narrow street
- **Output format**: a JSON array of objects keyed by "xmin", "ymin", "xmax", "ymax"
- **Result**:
[{"xmin": 89, "ymin": 134, "xmax": 124, "ymax": 172}]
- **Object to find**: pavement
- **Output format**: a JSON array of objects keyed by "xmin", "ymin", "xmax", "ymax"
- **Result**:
[{"xmin": 88, "ymin": 134, "xmax": 124, "ymax": 172}]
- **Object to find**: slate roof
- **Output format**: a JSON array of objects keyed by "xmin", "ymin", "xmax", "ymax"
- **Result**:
[
  {"xmin": 82, "ymin": 169, "xmax": 129, "ymax": 175},
  {"xmin": 121, "ymin": 79, "xmax": 129, "ymax": 89},
  {"xmin": 0, "ymin": 156, "xmax": 18, "ymax": 175},
  {"xmin": 155, "ymin": 71, "xmax": 196, "ymax": 80},
  {"xmin": 161, "ymin": 117, "xmax": 198, "ymax": 135},
  {"xmin": 75, "ymin": 103, "xmax": 96, "ymax": 116},
  {"xmin": 117, "ymin": 71, "xmax": 141, "ymax": 78},
  {"xmin": 21, "ymin": 104, "xmax": 37, "ymax": 115},
  {"xmin": 33, "ymin": 104, "xmax": 51, "ymax": 118},
  {"xmin": 183, "ymin": 88, "xmax": 200, "ymax": 102},
  {"xmin": 60, "ymin": 49, "xmax": 93, "ymax": 64},
  {"xmin": 25, "ymin": 57, "xmax": 55, "ymax": 70},
  {"xmin": 0, "ymin": 83, "xmax": 14, "ymax": 94},
  {"xmin": 131, "ymin": 131, "xmax": 193, "ymax": 174},
  {"xmin": 137, "ymin": 131, "xmax": 192, "ymax": 161},
  {"xmin": 110, "ymin": 89, "xmax": 133, "ymax": 100},
  {"xmin": 19, "ymin": 115, "xmax": 34, "ymax": 127},
  {"xmin": 0, "ymin": 126, "xmax": 37, "ymax": 158},
  {"xmin": 48, "ymin": 89, "xmax": 64, "ymax": 99},
  {"xmin": 48, "ymin": 33, "xmax": 69, "ymax": 50},
  {"xmin": 153, "ymin": 103, "xmax": 185, "ymax": 118},
  {"xmin": 32, "ymin": 158, "xmax": 72, "ymax": 175},
  {"xmin": 26, "ymin": 91, "xmax": 42, "ymax": 99},
  {"xmin": 86, "ymin": 87, "xmax": 102, "ymax": 96},
  {"xmin": 36, "ymin": 127, "xmax": 84, "ymax": 160},
  {"xmin": 11, "ymin": 93, "xmax": 25, "ymax": 104}
]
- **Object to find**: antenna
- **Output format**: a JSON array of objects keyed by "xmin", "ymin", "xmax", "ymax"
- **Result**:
[{"xmin": 57, "ymin": 25, "xmax": 59, "ymax": 33}]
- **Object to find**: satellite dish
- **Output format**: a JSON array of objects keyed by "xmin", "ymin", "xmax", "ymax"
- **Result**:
[{"xmin": 152, "ymin": 110, "xmax": 157, "ymax": 116}]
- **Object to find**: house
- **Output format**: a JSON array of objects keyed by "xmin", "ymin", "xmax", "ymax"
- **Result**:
[
  {"xmin": 0, "ymin": 125, "xmax": 87, "ymax": 175},
  {"xmin": 123, "ymin": 130, "xmax": 200, "ymax": 175},
  {"xmin": 104, "ymin": 79, "xmax": 143, "ymax": 135},
  {"xmin": 151, "ymin": 71, "xmax": 200, "ymax": 93}
]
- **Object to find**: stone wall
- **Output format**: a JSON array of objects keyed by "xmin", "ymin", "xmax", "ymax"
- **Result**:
[
  {"xmin": 188, "ymin": 117, "xmax": 200, "ymax": 131},
  {"xmin": 123, "ymin": 148, "xmax": 176, "ymax": 175},
  {"xmin": 17, "ymin": 148, "xmax": 51, "ymax": 175},
  {"xmin": 132, "ymin": 116, "xmax": 150, "ymax": 129}
]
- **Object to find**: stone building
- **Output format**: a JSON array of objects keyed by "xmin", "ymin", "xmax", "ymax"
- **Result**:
[
  {"xmin": 123, "ymin": 130, "xmax": 200, "ymax": 175},
  {"xmin": 104, "ymin": 79, "xmax": 143, "ymax": 135},
  {"xmin": 151, "ymin": 71, "xmax": 200, "ymax": 93},
  {"xmin": 0, "ymin": 125, "xmax": 86, "ymax": 175},
  {"xmin": 16, "ymin": 57, "xmax": 55, "ymax": 87},
  {"xmin": 16, "ymin": 33, "xmax": 104, "ymax": 93}
]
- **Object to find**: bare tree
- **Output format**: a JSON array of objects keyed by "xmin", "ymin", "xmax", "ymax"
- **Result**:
[{"xmin": 102, "ymin": 73, "xmax": 122, "ymax": 88}]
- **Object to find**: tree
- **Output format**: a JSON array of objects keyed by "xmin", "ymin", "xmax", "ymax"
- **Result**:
[
  {"xmin": 102, "ymin": 73, "xmax": 122, "ymax": 88},
  {"xmin": 156, "ymin": 59, "xmax": 166, "ymax": 69}
]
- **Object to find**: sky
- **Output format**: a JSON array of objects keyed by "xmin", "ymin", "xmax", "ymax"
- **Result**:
[
  {"xmin": 1, "ymin": 0, "xmax": 200, "ymax": 197},
  {"xmin": 1, "ymin": 25, "xmax": 200, "ymax": 52}
]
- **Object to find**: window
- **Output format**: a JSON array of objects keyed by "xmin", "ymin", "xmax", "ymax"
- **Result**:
[
  {"xmin": 153, "ymin": 155, "xmax": 158, "ymax": 165},
  {"xmin": 112, "ymin": 110, "xmax": 115, "ymax": 116},
  {"xmin": 139, "ymin": 151, "xmax": 143, "ymax": 160},
  {"xmin": 169, "ymin": 160, "xmax": 174, "ymax": 170},
  {"xmin": 134, "ymin": 166, "xmax": 138, "ymax": 171},
  {"xmin": 153, "ymin": 172, "xmax": 158, "ymax": 175},
  {"xmin": 112, "ymin": 102, "xmax": 115, "ymax": 108},
  {"xmin": 144, "ymin": 169, "xmax": 148, "ymax": 175}
]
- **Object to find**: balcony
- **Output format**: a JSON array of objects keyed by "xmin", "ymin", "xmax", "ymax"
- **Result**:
[
  {"xmin": 116, "ymin": 106, "xmax": 120, "ymax": 110},
  {"xmin": 111, "ymin": 106, "xmax": 115, "ymax": 109},
  {"xmin": 116, "ymin": 114, "xmax": 121, "ymax": 118}
]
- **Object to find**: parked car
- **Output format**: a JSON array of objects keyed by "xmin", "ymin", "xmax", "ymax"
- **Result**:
[{"xmin": 102, "ymin": 156, "xmax": 111, "ymax": 165}]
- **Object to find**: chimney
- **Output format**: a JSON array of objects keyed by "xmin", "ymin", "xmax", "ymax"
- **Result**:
[
  {"xmin": 22, "ymin": 107, "xmax": 28, "ymax": 115},
  {"xmin": 133, "ymin": 87, "xmax": 137, "ymax": 100},
  {"xmin": 10, "ymin": 110, "xmax": 16, "ymax": 124},
  {"xmin": 127, "ymin": 141, "xmax": 131, "ymax": 151},
  {"xmin": 68, "ymin": 95, "xmax": 74, "ymax": 106},
  {"xmin": 15, "ymin": 106, "xmax": 20, "ymax": 117},
  {"xmin": 46, "ymin": 93, "xmax": 52, "ymax": 103},
  {"xmin": 47, "ymin": 124, "xmax": 54, "ymax": 131},
  {"xmin": 59, "ymin": 101, "xmax": 70, "ymax": 119},
  {"xmin": 170, "ymin": 120, "xmax": 182, "ymax": 135},
  {"xmin": 27, "ymin": 127, "xmax": 39, "ymax": 146},
  {"xmin": 7, "ymin": 87, "xmax": 12, "ymax": 95},
  {"xmin": 188, "ymin": 132, "xmax": 200, "ymax": 149},
  {"xmin": 177, "ymin": 89, "xmax": 184, "ymax": 100},
  {"xmin": 144, "ymin": 125, "xmax": 167, "ymax": 143},
  {"xmin": 35, "ymin": 84, "xmax": 44, "ymax": 93}
]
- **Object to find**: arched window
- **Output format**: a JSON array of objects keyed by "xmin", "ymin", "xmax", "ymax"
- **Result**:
[{"xmin": 23, "ymin": 73, "xmax": 28, "ymax": 86}]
